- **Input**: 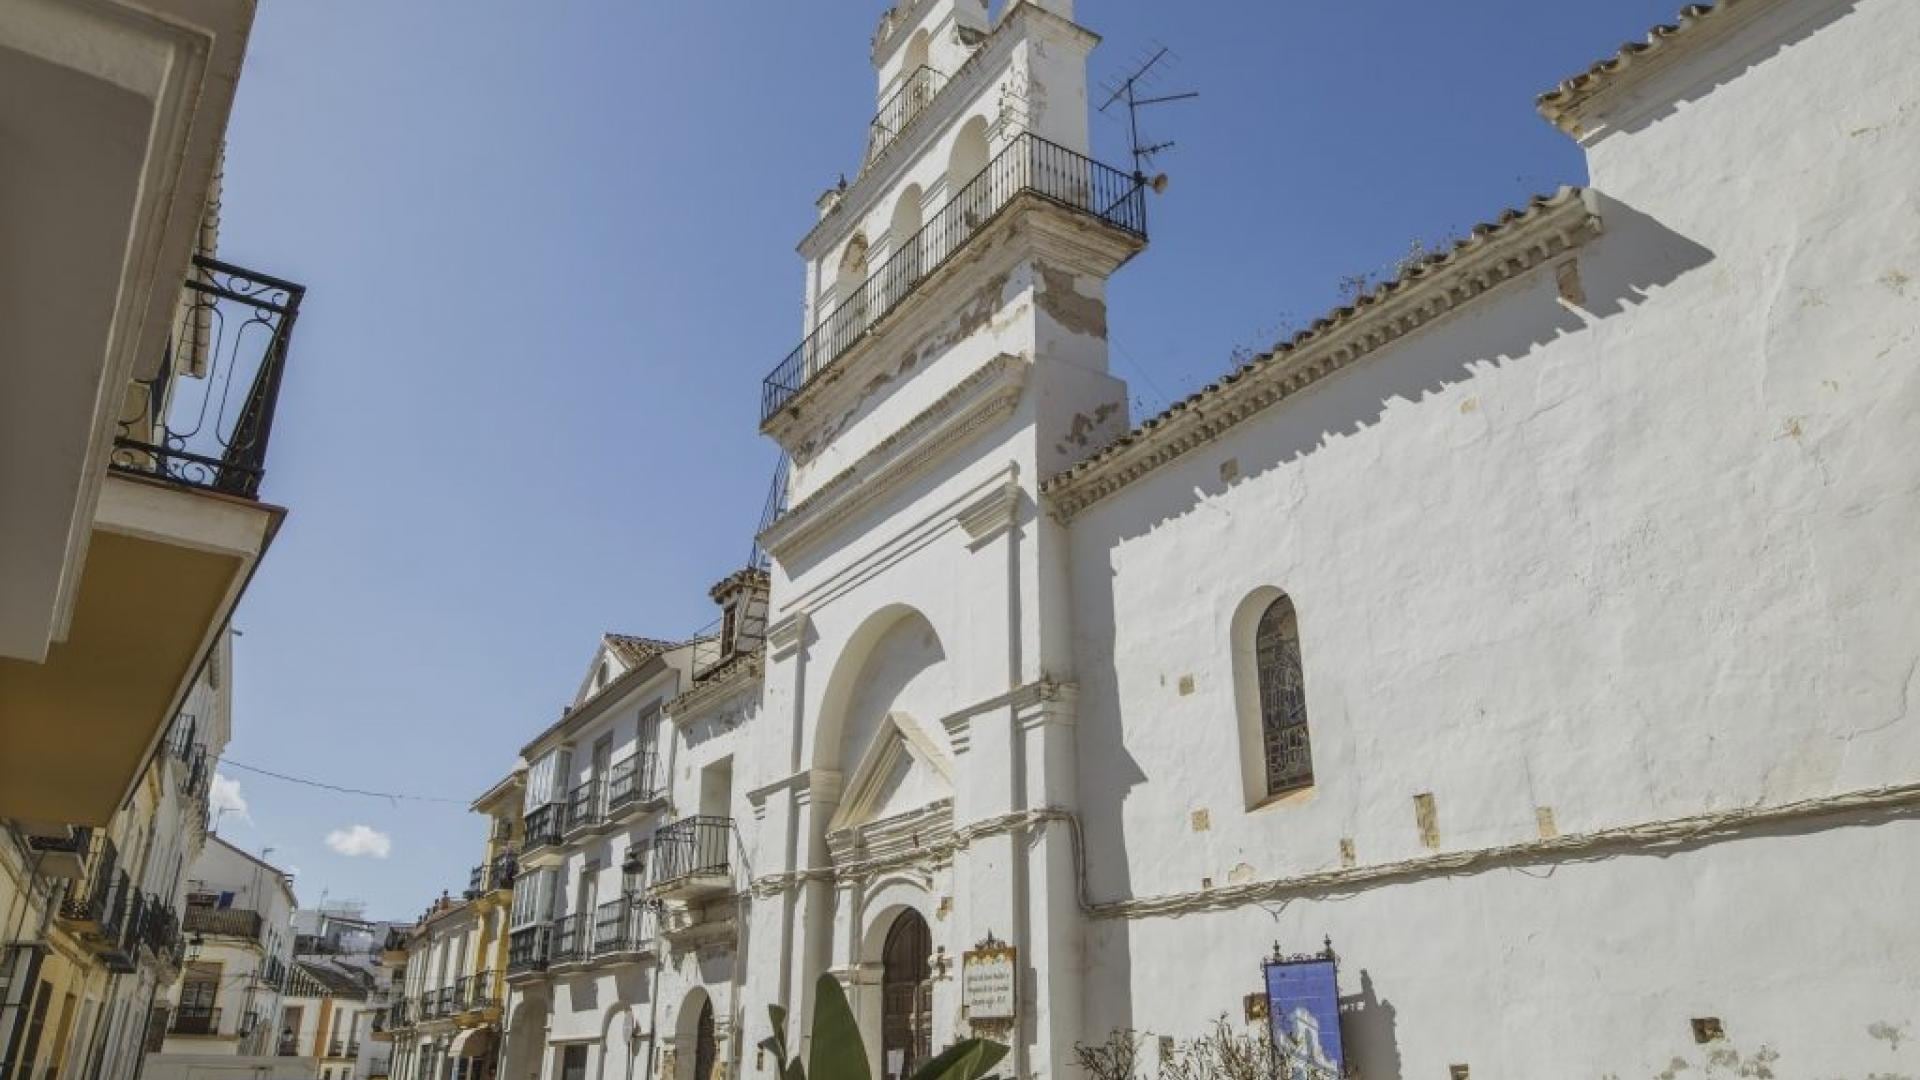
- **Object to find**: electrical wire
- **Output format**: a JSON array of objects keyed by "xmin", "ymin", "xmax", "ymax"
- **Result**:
[{"xmin": 213, "ymin": 759, "xmax": 469, "ymax": 806}]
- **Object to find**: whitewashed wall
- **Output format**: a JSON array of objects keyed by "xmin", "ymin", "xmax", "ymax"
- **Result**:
[{"xmin": 1066, "ymin": 0, "xmax": 1920, "ymax": 1075}]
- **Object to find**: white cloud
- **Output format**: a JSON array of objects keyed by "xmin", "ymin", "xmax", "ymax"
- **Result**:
[
  {"xmin": 209, "ymin": 773, "xmax": 250, "ymax": 824},
  {"xmin": 324, "ymin": 825, "xmax": 392, "ymax": 859}
]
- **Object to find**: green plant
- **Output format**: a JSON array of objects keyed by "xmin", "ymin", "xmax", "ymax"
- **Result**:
[{"xmin": 760, "ymin": 973, "xmax": 1008, "ymax": 1080}]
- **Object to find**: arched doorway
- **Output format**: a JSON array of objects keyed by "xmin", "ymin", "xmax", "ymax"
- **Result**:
[
  {"xmin": 691, "ymin": 998, "xmax": 716, "ymax": 1080},
  {"xmin": 880, "ymin": 911, "xmax": 932, "ymax": 1080}
]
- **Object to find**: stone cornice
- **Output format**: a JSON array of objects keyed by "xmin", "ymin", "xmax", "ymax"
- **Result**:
[
  {"xmin": 1042, "ymin": 187, "xmax": 1603, "ymax": 521},
  {"xmin": 1535, "ymin": 0, "xmax": 1784, "ymax": 140},
  {"xmin": 759, "ymin": 353, "xmax": 1029, "ymax": 561}
]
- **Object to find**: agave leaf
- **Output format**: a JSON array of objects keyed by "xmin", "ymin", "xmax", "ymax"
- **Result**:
[
  {"xmin": 763, "ymin": 1004, "xmax": 791, "ymax": 1067},
  {"xmin": 806, "ymin": 974, "xmax": 872, "ymax": 1080},
  {"xmin": 908, "ymin": 1038, "xmax": 1010, "ymax": 1080}
]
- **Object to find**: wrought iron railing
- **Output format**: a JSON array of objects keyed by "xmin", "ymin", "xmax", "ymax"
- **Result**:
[
  {"xmin": 592, "ymin": 897, "xmax": 652, "ymax": 956},
  {"xmin": 140, "ymin": 896, "xmax": 179, "ymax": 959},
  {"xmin": 523, "ymin": 804, "xmax": 562, "ymax": 852},
  {"xmin": 465, "ymin": 849, "xmax": 515, "ymax": 898},
  {"xmin": 762, "ymin": 132, "xmax": 1145, "ymax": 422},
  {"xmin": 550, "ymin": 913, "xmax": 591, "ymax": 965},
  {"xmin": 651, "ymin": 816, "xmax": 732, "ymax": 887},
  {"xmin": 606, "ymin": 753, "xmax": 659, "ymax": 813},
  {"xmin": 463, "ymin": 971, "xmax": 498, "ymax": 1011},
  {"xmin": 507, "ymin": 925, "xmax": 551, "ymax": 975},
  {"xmin": 866, "ymin": 65, "xmax": 944, "ymax": 165},
  {"xmin": 183, "ymin": 904, "xmax": 263, "ymax": 941},
  {"xmin": 436, "ymin": 986, "xmax": 456, "ymax": 1017},
  {"xmin": 565, "ymin": 779, "xmax": 605, "ymax": 833},
  {"xmin": 56, "ymin": 833, "xmax": 117, "ymax": 925},
  {"xmin": 110, "ymin": 255, "xmax": 305, "ymax": 498},
  {"xmin": 170, "ymin": 1005, "xmax": 221, "ymax": 1036}
]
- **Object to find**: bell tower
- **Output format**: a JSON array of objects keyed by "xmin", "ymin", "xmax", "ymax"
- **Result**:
[{"xmin": 748, "ymin": 3, "xmax": 1150, "ymax": 1077}]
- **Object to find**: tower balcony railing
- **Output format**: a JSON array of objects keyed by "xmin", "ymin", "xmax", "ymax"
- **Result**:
[
  {"xmin": 110, "ymin": 255, "xmax": 306, "ymax": 498},
  {"xmin": 864, "ymin": 65, "xmax": 945, "ymax": 166},
  {"xmin": 761, "ymin": 131, "xmax": 1146, "ymax": 424},
  {"xmin": 606, "ymin": 753, "xmax": 661, "ymax": 815}
]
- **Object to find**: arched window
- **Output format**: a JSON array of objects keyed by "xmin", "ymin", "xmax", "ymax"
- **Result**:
[
  {"xmin": 880, "ymin": 911, "xmax": 932, "ymax": 1080},
  {"xmin": 829, "ymin": 233, "xmax": 872, "ymax": 355},
  {"xmin": 1254, "ymin": 595, "xmax": 1312, "ymax": 795},
  {"xmin": 887, "ymin": 185, "xmax": 924, "ymax": 305},
  {"xmin": 947, "ymin": 116, "xmax": 990, "ymax": 228}
]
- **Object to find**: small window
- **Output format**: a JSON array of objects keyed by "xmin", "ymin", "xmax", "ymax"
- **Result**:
[
  {"xmin": 1233, "ymin": 588, "xmax": 1316, "ymax": 808},
  {"xmin": 1254, "ymin": 595, "xmax": 1313, "ymax": 795}
]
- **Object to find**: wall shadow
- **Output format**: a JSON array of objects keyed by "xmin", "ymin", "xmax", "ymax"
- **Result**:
[
  {"xmin": 1341, "ymin": 969, "xmax": 1402, "ymax": 1080},
  {"xmin": 1068, "ymin": 195, "xmax": 1715, "ymax": 1041}
]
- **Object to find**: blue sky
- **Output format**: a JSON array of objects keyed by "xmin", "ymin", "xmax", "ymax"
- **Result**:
[{"xmin": 210, "ymin": 0, "xmax": 1682, "ymax": 918}]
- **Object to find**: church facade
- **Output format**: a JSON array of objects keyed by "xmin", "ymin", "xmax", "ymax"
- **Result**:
[{"xmin": 446, "ymin": 1, "xmax": 1920, "ymax": 1078}]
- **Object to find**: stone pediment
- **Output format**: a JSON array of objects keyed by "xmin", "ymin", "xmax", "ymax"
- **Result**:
[{"xmin": 826, "ymin": 711, "xmax": 953, "ymax": 837}]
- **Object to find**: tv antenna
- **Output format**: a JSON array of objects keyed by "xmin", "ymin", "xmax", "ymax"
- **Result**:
[{"xmin": 1099, "ymin": 45, "xmax": 1198, "ymax": 187}]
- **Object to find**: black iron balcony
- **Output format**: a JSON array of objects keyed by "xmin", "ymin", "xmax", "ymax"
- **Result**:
[
  {"xmin": 183, "ymin": 903, "xmax": 264, "ymax": 941},
  {"xmin": 466, "ymin": 853, "xmax": 517, "ymax": 900},
  {"xmin": 141, "ymin": 897, "xmax": 180, "ymax": 960},
  {"xmin": 110, "ymin": 256, "xmax": 304, "ymax": 497},
  {"xmin": 55, "ymin": 833, "xmax": 118, "ymax": 928},
  {"xmin": 591, "ymin": 897, "xmax": 652, "ymax": 959},
  {"xmin": 523, "ymin": 804, "xmax": 562, "ymax": 853},
  {"xmin": 436, "ymin": 985, "xmax": 456, "ymax": 1017},
  {"xmin": 27, "ymin": 825, "xmax": 93, "ymax": 880},
  {"xmin": 606, "ymin": 753, "xmax": 661, "ymax": 815},
  {"xmin": 762, "ymin": 132, "xmax": 1146, "ymax": 424},
  {"xmin": 328, "ymin": 1037, "xmax": 345, "ymax": 1057},
  {"xmin": 110, "ymin": 256, "xmax": 305, "ymax": 497},
  {"xmin": 170, "ymin": 1005, "xmax": 221, "ymax": 1036},
  {"xmin": 463, "ymin": 971, "xmax": 498, "ymax": 1011},
  {"xmin": 506, "ymin": 924, "xmax": 550, "ymax": 976},
  {"xmin": 865, "ymin": 65, "xmax": 944, "ymax": 166},
  {"xmin": 100, "ymin": 888, "xmax": 143, "ymax": 972},
  {"xmin": 650, "ymin": 816, "xmax": 732, "ymax": 896},
  {"xmin": 550, "ymin": 912, "xmax": 591, "ymax": 965},
  {"xmin": 346, "ymin": 1040, "xmax": 361, "ymax": 1058},
  {"xmin": 565, "ymin": 779, "xmax": 605, "ymax": 834}
]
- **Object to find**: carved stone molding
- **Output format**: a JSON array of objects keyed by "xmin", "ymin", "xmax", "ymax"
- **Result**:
[
  {"xmin": 759, "ymin": 354, "xmax": 1030, "ymax": 561},
  {"xmin": 1043, "ymin": 189, "xmax": 1602, "ymax": 520}
]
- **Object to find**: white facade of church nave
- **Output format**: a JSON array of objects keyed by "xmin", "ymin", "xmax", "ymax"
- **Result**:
[{"xmin": 497, "ymin": 1, "xmax": 1920, "ymax": 1079}]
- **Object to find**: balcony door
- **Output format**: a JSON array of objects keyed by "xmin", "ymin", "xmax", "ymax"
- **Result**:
[{"xmin": 560, "ymin": 1044, "xmax": 588, "ymax": 1080}]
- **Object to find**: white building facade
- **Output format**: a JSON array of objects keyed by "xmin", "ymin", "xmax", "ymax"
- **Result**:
[{"xmin": 485, "ymin": 1, "xmax": 1920, "ymax": 1078}]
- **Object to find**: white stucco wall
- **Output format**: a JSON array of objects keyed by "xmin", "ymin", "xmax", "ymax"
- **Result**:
[{"xmin": 1062, "ymin": 0, "xmax": 1920, "ymax": 1075}]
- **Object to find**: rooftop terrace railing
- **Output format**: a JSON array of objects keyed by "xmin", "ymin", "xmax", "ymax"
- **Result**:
[
  {"xmin": 110, "ymin": 255, "xmax": 305, "ymax": 498},
  {"xmin": 761, "ymin": 132, "xmax": 1145, "ymax": 424},
  {"xmin": 864, "ymin": 65, "xmax": 944, "ymax": 166}
]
